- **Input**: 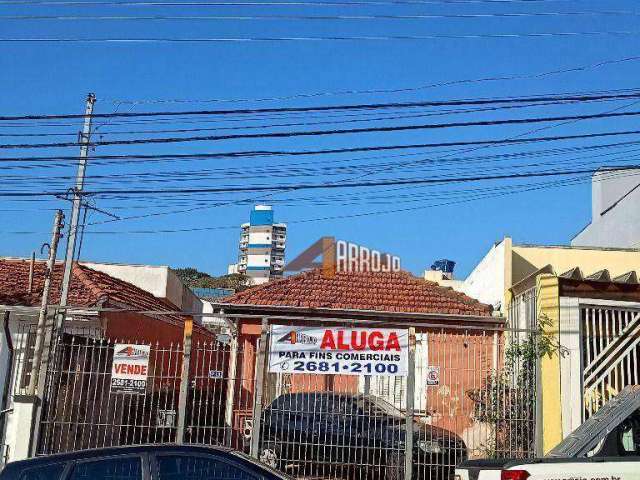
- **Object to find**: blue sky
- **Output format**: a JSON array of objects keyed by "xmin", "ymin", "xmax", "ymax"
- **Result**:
[{"xmin": 1, "ymin": 0, "xmax": 640, "ymax": 278}]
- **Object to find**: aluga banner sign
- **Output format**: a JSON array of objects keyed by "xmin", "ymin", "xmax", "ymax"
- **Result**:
[
  {"xmin": 269, "ymin": 326, "xmax": 409, "ymax": 376},
  {"xmin": 111, "ymin": 343, "xmax": 150, "ymax": 394}
]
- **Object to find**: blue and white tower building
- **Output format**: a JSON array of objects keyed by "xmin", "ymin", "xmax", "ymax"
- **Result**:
[{"xmin": 236, "ymin": 205, "xmax": 287, "ymax": 285}]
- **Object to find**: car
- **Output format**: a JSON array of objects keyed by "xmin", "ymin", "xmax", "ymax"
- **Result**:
[
  {"xmin": 258, "ymin": 392, "xmax": 467, "ymax": 479},
  {"xmin": 0, "ymin": 444, "xmax": 293, "ymax": 480},
  {"xmin": 455, "ymin": 385, "xmax": 640, "ymax": 480}
]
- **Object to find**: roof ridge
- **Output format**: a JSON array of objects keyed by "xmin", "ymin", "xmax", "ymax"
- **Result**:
[
  {"xmin": 224, "ymin": 267, "xmax": 492, "ymax": 316},
  {"xmin": 72, "ymin": 263, "xmax": 108, "ymax": 302}
]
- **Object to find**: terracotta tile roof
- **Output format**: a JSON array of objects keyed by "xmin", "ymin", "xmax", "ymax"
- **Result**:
[
  {"xmin": 225, "ymin": 269, "xmax": 493, "ymax": 316},
  {"xmin": 0, "ymin": 258, "xmax": 180, "ymax": 318}
]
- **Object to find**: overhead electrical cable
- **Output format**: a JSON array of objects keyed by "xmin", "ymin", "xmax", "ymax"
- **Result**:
[
  {"xmin": 3, "ymin": 128, "xmax": 640, "ymax": 163},
  {"xmin": 4, "ymin": 31, "xmax": 640, "ymax": 44},
  {"xmin": 0, "ymin": 0, "xmax": 591, "ymax": 7},
  {"xmin": 3, "ymin": 89, "xmax": 640, "ymax": 121},
  {"xmin": 2, "ymin": 99, "xmax": 612, "ymax": 138},
  {"xmin": 6, "ymin": 10, "xmax": 640, "ymax": 21},
  {"xmin": 13, "ymin": 148, "xmax": 640, "ymax": 190},
  {"xmin": 3, "ymin": 165, "xmax": 640, "ymax": 197},
  {"xmin": 9, "ymin": 169, "xmax": 635, "ymax": 236},
  {"xmin": 8, "ymin": 141, "xmax": 640, "ymax": 184},
  {"xmin": 106, "ymin": 55, "xmax": 640, "ymax": 105},
  {"xmin": 4, "ymin": 110, "xmax": 640, "ymax": 149}
]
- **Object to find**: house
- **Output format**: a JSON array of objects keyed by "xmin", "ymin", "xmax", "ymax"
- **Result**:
[
  {"xmin": 0, "ymin": 258, "xmax": 216, "ymax": 462},
  {"xmin": 211, "ymin": 268, "xmax": 506, "ymax": 458},
  {"xmin": 427, "ymin": 237, "xmax": 640, "ymax": 316},
  {"xmin": 511, "ymin": 265, "xmax": 640, "ymax": 454},
  {"xmin": 426, "ymin": 238, "xmax": 640, "ymax": 454}
]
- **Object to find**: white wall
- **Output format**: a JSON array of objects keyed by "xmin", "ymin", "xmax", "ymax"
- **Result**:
[
  {"xmin": 82, "ymin": 262, "xmax": 203, "ymax": 315},
  {"xmin": 248, "ymin": 230, "xmax": 272, "ymax": 245},
  {"xmin": 82, "ymin": 262, "xmax": 169, "ymax": 298},
  {"xmin": 572, "ymin": 169, "xmax": 640, "ymax": 248},
  {"xmin": 460, "ymin": 239, "xmax": 507, "ymax": 312}
]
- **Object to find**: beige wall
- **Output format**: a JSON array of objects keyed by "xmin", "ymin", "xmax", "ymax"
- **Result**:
[
  {"xmin": 82, "ymin": 261, "xmax": 203, "ymax": 314},
  {"xmin": 511, "ymin": 244, "xmax": 640, "ymax": 285}
]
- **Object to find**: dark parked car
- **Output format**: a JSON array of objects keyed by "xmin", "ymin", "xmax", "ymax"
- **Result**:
[
  {"xmin": 259, "ymin": 393, "xmax": 467, "ymax": 479},
  {"xmin": 0, "ymin": 445, "xmax": 292, "ymax": 480}
]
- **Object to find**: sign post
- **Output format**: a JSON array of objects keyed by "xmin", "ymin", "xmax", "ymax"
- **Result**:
[
  {"xmin": 250, "ymin": 318, "xmax": 269, "ymax": 459},
  {"xmin": 176, "ymin": 318, "xmax": 193, "ymax": 444}
]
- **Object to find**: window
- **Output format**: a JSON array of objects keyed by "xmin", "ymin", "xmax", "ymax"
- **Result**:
[
  {"xmin": 69, "ymin": 457, "xmax": 142, "ymax": 480},
  {"xmin": 619, "ymin": 414, "xmax": 640, "ymax": 455},
  {"xmin": 19, "ymin": 329, "xmax": 37, "ymax": 390},
  {"xmin": 317, "ymin": 395, "xmax": 353, "ymax": 415},
  {"xmin": 20, "ymin": 463, "xmax": 66, "ymax": 480},
  {"xmin": 156, "ymin": 455, "xmax": 258, "ymax": 480}
]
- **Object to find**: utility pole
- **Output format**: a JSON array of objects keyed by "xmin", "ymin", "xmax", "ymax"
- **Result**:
[
  {"xmin": 27, "ymin": 210, "xmax": 64, "ymax": 395},
  {"xmin": 59, "ymin": 93, "xmax": 96, "ymax": 312}
]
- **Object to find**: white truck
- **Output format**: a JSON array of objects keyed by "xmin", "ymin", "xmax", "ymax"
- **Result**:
[{"xmin": 455, "ymin": 386, "xmax": 640, "ymax": 480}]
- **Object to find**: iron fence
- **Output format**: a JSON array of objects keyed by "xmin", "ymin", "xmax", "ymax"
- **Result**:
[
  {"xmin": 38, "ymin": 332, "xmax": 183, "ymax": 453},
  {"xmin": 255, "ymin": 329, "xmax": 536, "ymax": 480},
  {"xmin": 8, "ymin": 319, "xmax": 537, "ymax": 480}
]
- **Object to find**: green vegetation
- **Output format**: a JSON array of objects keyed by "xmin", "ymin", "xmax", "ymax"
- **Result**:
[
  {"xmin": 468, "ymin": 315, "xmax": 561, "ymax": 458},
  {"xmin": 173, "ymin": 267, "xmax": 251, "ymax": 292}
]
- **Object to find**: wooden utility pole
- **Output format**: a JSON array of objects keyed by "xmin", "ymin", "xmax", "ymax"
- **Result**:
[
  {"xmin": 59, "ymin": 93, "xmax": 96, "ymax": 312},
  {"xmin": 27, "ymin": 210, "xmax": 64, "ymax": 395}
]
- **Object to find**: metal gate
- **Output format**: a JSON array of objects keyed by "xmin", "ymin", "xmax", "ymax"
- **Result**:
[
  {"xmin": 582, "ymin": 305, "xmax": 640, "ymax": 419},
  {"xmin": 36, "ymin": 333, "xmax": 257, "ymax": 455},
  {"xmin": 29, "ymin": 321, "xmax": 536, "ymax": 480}
]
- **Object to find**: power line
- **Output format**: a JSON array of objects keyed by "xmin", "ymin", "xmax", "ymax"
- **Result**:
[
  {"xmin": 2, "ymin": 165, "xmax": 639, "ymax": 197},
  {"xmin": 4, "ymin": 110, "xmax": 640, "ymax": 149},
  {"xmin": 6, "ymin": 10, "xmax": 640, "ymax": 21},
  {"xmin": 3, "ymin": 128, "xmax": 640, "ymax": 163},
  {"xmin": 4, "ymin": 89, "xmax": 640, "ymax": 121},
  {"xmin": 1, "ymin": 170, "xmax": 621, "ymax": 235},
  {"xmin": 0, "ymin": 100, "xmax": 605, "ymax": 138},
  {"xmin": 75, "ymin": 98, "xmax": 640, "ymax": 220},
  {"xmin": 105, "ymin": 55, "xmax": 640, "ymax": 105},
  {"xmin": 0, "ymin": 0, "xmax": 587, "ymax": 6},
  {"xmin": 4, "ymin": 166, "xmax": 639, "ymax": 234},
  {"xmin": 3, "ymin": 30, "xmax": 640, "ymax": 44},
  {"xmin": 7, "ymin": 140, "xmax": 640, "ymax": 184}
]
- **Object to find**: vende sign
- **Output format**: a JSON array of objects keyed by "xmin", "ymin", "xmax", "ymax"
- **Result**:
[
  {"xmin": 269, "ymin": 326, "xmax": 408, "ymax": 376},
  {"xmin": 111, "ymin": 343, "xmax": 150, "ymax": 394}
]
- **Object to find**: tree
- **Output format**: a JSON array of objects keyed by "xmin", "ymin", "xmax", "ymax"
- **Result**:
[
  {"xmin": 467, "ymin": 315, "xmax": 561, "ymax": 459},
  {"xmin": 173, "ymin": 267, "xmax": 251, "ymax": 292}
]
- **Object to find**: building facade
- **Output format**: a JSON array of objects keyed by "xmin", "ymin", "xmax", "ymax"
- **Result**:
[
  {"xmin": 236, "ymin": 205, "xmax": 286, "ymax": 285},
  {"xmin": 0, "ymin": 258, "xmax": 215, "ymax": 462},
  {"xmin": 212, "ymin": 269, "xmax": 507, "ymax": 461},
  {"xmin": 572, "ymin": 168, "xmax": 640, "ymax": 248},
  {"xmin": 427, "ymin": 238, "xmax": 640, "ymax": 454}
]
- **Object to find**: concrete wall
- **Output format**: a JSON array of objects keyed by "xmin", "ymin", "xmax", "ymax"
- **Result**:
[
  {"xmin": 84, "ymin": 262, "xmax": 169, "ymax": 298},
  {"xmin": 572, "ymin": 169, "xmax": 640, "ymax": 248},
  {"xmin": 461, "ymin": 238, "xmax": 509, "ymax": 312},
  {"xmin": 82, "ymin": 262, "xmax": 203, "ymax": 315}
]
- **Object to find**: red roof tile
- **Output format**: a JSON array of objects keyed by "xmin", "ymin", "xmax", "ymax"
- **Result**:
[
  {"xmin": 0, "ymin": 258, "xmax": 180, "ymax": 318},
  {"xmin": 224, "ymin": 269, "xmax": 492, "ymax": 317}
]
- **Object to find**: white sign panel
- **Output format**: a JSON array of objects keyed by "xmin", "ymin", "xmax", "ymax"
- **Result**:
[
  {"xmin": 269, "ymin": 326, "xmax": 408, "ymax": 376},
  {"xmin": 425, "ymin": 366, "xmax": 440, "ymax": 386},
  {"xmin": 111, "ymin": 343, "xmax": 150, "ymax": 394}
]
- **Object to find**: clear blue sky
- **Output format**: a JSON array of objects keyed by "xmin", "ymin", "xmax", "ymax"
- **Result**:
[{"xmin": 1, "ymin": 0, "xmax": 640, "ymax": 279}]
